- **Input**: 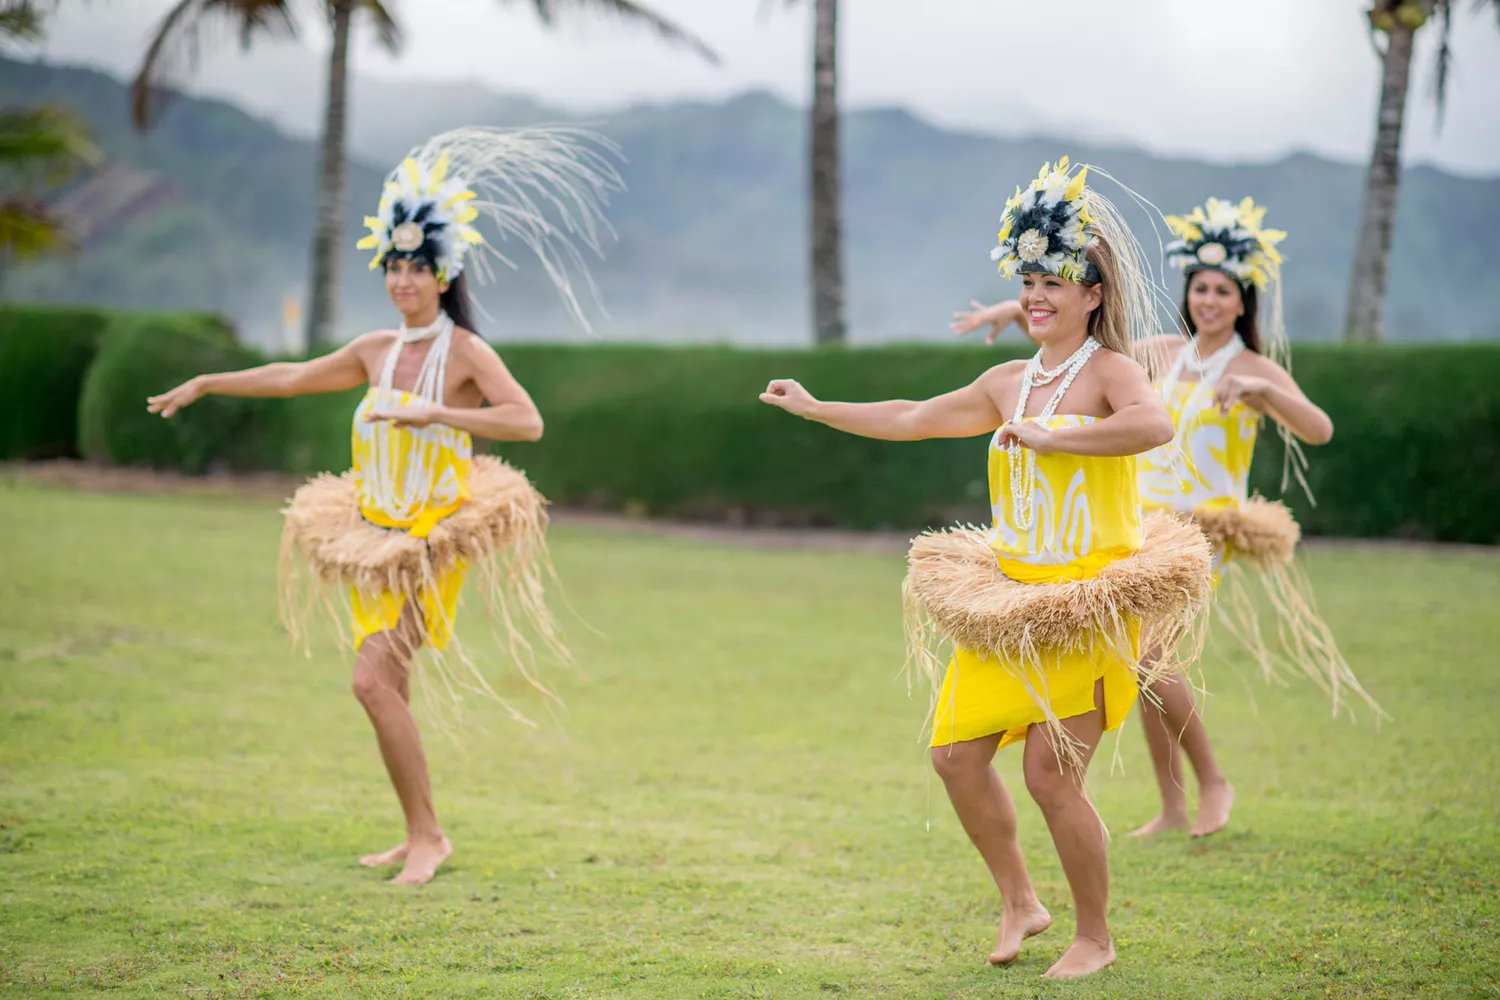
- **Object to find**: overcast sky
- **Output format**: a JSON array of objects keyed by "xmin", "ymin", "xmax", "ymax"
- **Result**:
[{"xmin": 32, "ymin": 0, "xmax": 1500, "ymax": 175}]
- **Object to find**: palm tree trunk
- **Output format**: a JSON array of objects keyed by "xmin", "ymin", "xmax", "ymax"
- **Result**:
[
  {"xmin": 809, "ymin": 0, "xmax": 845, "ymax": 346},
  {"xmin": 305, "ymin": 0, "xmax": 354, "ymax": 352},
  {"xmin": 1344, "ymin": 15, "xmax": 1417, "ymax": 344}
]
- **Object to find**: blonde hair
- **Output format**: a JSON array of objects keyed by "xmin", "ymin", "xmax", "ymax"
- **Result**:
[{"xmin": 1078, "ymin": 179, "xmax": 1177, "ymax": 379}]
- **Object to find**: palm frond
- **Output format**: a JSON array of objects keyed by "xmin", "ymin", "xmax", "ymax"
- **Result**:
[
  {"xmin": 518, "ymin": 0, "xmax": 720, "ymax": 65},
  {"xmin": 0, "ymin": 1, "xmax": 44, "ymax": 42},
  {"xmin": 0, "ymin": 107, "xmax": 99, "ymax": 178},
  {"xmin": 0, "ymin": 197, "xmax": 70, "ymax": 259},
  {"xmin": 132, "ymin": 0, "xmax": 301, "ymax": 131},
  {"xmin": 359, "ymin": 0, "xmax": 403, "ymax": 54},
  {"xmin": 1431, "ymin": 0, "xmax": 1455, "ymax": 125}
]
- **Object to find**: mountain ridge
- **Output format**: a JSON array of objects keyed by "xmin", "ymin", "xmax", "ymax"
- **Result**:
[{"xmin": 2, "ymin": 55, "xmax": 1496, "ymax": 347}]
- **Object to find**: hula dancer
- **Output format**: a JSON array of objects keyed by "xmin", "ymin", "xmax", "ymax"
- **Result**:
[
  {"xmin": 146, "ymin": 127, "xmax": 621, "ymax": 884},
  {"xmin": 955, "ymin": 197, "xmax": 1383, "ymax": 839},
  {"xmin": 762, "ymin": 159, "xmax": 1212, "ymax": 978}
]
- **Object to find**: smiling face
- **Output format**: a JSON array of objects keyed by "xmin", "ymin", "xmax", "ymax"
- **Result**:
[
  {"xmin": 1019, "ymin": 271, "xmax": 1104, "ymax": 345},
  {"xmin": 384, "ymin": 256, "xmax": 448, "ymax": 323},
  {"xmin": 1185, "ymin": 268, "xmax": 1245, "ymax": 339}
]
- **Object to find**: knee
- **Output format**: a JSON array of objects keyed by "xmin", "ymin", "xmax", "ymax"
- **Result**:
[
  {"xmin": 351, "ymin": 658, "xmax": 391, "ymax": 708},
  {"xmin": 1024, "ymin": 757, "xmax": 1080, "ymax": 812},
  {"xmin": 930, "ymin": 744, "xmax": 985, "ymax": 784}
]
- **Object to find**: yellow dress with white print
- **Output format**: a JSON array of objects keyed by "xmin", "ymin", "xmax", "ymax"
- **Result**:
[
  {"xmin": 930, "ymin": 415, "xmax": 1143, "ymax": 749},
  {"xmin": 1138, "ymin": 378, "xmax": 1259, "ymax": 567},
  {"xmin": 348, "ymin": 387, "xmax": 472, "ymax": 650}
]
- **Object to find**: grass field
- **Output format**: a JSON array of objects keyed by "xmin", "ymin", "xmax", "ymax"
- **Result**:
[{"xmin": 2, "ymin": 482, "xmax": 1498, "ymax": 999}]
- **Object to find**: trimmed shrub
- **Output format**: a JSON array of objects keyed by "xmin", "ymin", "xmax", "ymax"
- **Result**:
[
  {"xmin": 50, "ymin": 315, "xmax": 1500, "ymax": 544},
  {"xmin": 499, "ymin": 342, "xmax": 1500, "ymax": 544},
  {"xmin": 76, "ymin": 312, "xmax": 277, "ymax": 473},
  {"xmin": 0, "ymin": 306, "xmax": 113, "ymax": 459}
]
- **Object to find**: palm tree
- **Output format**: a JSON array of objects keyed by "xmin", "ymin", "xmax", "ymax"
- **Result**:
[
  {"xmin": 1344, "ymin": 0, "xmax": 1500, "ymax": 343},
  {"xmin": 0, "ymin": 2, "xmax": 100, "ymax": 264},
  {"xmin": 132, "ymin": 0, "xmax": 719, "ymax": 350},
  {"xmin": 765, "ymin": 0, "xmax": 844, "ymax": 345}
]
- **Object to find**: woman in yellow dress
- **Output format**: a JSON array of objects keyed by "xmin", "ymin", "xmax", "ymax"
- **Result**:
[
  {"xmin": 955, "ymin": 197, "xmax": 1380, "ymax": 839},
  {"xmin": 762, "ymin": 159, "xmax": 1212, "ymax": 979},
  {"xmin": 146, "ymin": 127, "xmax": 620, "ymax": 885}
]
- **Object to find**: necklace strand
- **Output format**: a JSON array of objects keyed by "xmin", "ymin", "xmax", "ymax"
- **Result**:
[
  {"xmin": 365, "ymin": 312, "xmax": 454, "ymax": 522},
  {"xmin": 1008, "ymin": 336, "xmax": 1099, "ymax": 531}
]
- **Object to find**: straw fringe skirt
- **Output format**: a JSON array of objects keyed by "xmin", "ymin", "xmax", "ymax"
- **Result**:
[
  {"xmin": 1191, "ymin": 496, "xmax": 1383, "ymax": 721},
  {"xmin": 278, "ymin": 455, "xmax": 565, "ymax": 724},
  {"xmin": 905, "ymin": 510, "xmax": 1214, "ymax": 752}
]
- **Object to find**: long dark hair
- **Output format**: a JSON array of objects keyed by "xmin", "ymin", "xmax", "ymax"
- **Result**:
[
  {"xmin": 1180, "ymin": 268, "xmax": 1260, "ymax": 353},
  {"xmin": 441, "ymin": 272, "xmax": 479, "ymax": 335}
]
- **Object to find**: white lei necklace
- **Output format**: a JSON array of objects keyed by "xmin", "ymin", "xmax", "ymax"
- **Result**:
[
  {"xmin": 1008, "ymin": 336, "xmax": 1100, "ymax": 530},
  {"xmin": 1160, "ymin": 335, "xmax": 1244, "ymax": 404},
  {"xmin": 363, "ymin": 312, "xmax": 455, "ymax": 523}
]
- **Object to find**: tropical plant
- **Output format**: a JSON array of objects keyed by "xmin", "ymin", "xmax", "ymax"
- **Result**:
[
  {"xmin": 1344, "ymin": 0, "xmax": 1500, "ymax": 343},
  {"xmin": 132, "ymin": 0, "xmax": 719, "ymax": 350},
  {"xmin": 0, "ymin": 1, "xmax": 99, "ymax": 265},
  {"xmin": 764, "ymin": 0, "xmax": 844, "ymax": 345}
]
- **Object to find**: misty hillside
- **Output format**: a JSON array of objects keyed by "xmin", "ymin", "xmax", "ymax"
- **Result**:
[{"xmin": 3, "ymin": 55, "xmax": 1496, "ymax": 348}]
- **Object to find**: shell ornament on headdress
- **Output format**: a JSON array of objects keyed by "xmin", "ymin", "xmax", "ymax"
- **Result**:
[
  {"xmin": 1164, "ymin": 196, "xmax": 1285, "ymax": 290},
  {"xmin": 357, "ymin": 126, "xmax": 624, "ymax": 331},
  {"xmin": 990, "ymin": 156, "xmax": 1099, "ymax": 283}
]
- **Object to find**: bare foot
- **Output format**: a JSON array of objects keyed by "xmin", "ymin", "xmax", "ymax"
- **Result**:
[
  {"xmin": 1191, "ymin": 780, "xmax": 1235, "ymax": 838},
  {"xmin": 1128, "ymin": 812, "xmax": 1189, "ymax": 837},
  {"xmin": 988, "ymin": 901, "xmax": 1052, "ymax": 965},
  {"xmin": 389, "ymin": 836, "xmax": 451, "ymax": 886},
  {"xmin": 360, "ymin": 842, "xmax": 409, "ymax": 867},
  {"xmin": 1043, "ymin": 935, "xmax": 1116, "ymax": 979}
]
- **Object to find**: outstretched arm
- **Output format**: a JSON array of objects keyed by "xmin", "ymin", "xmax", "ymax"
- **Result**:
[
  {"xmin": 147, "ymin": 337, "xmax": 369, "ymax": 418},
  {"xmin": 367, "ymin": 336, "xmax": 544, "ymax": 442},
  {"xmin": 1001, "ymin": 353, "xmax": 1174, "ymax": 457},
  {"xmin": 951, "ymin": 299, "xmax": 1033, "ymax": 345},
  {"xmin": 759, "ymin": 366, "xmax": 1009, "ymax": 442}
]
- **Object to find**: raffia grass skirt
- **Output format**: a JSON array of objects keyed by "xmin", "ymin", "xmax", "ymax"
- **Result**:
[
  {"xmin": 278, "ymin": 455, "xmax": 565, "ymax": 725},
  {"xmin": 905, "ymin": 510, "xmax": 1213, "ymax": 752},
  {"xmin": 1189, "ymin": 497, "xmax": 1384, "ymax": 721}
]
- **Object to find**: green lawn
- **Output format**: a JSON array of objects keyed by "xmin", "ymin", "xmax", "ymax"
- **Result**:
[{"xmin": 1, "ymin": 483, "xmax": 1497, "ymax": 999}]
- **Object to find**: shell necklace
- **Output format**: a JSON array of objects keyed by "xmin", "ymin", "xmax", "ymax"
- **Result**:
[
  {"xmin": 1159, "ymin": 335, "xmax": 1243, "ymax": 405},
  {"xmin": 364, "ymin": 312, "xmax": 454, "ymax": 523},
  {"xmin": 1008, "ymin": 335, "xmax": 1099, "ymax": 530}
]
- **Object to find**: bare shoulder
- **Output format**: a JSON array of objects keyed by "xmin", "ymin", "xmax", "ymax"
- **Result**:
[
  {"xmin": 1229, "ymin": 349, "xmax": 1294, "ymax": 384},
  {"xmin": 978, "ymin": 359, "xmax": 1028, "ymax": 384},
  {"xmin": 452, "ymin": 327, "xmax": 502, "ymax": 360},
  {"xmin": 1091, "ymin": 346, "xmax": 1150, "ymax": 378}
]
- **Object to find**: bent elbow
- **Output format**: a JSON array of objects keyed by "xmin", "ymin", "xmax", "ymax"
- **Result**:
[
  {"xmin": 522, "ymin": 415, "xmax": 544, "ymax": 443},
  {"xmin": 1307, "ymin": 422, "xmax": 1333, "ymax": 447},
  {"xmin": 1146, "ymin": 414, "xmax": 1175, "ymax": 449}
]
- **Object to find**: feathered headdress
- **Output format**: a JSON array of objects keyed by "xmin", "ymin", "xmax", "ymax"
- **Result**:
[
  {"xmin": 1165, "ymin": 197, "xmax": 1285, "ymax": 290},
  {"xmin": 1167, "ymin": 196, "xmax": 1308, "ymax": 498},
  {"xmin": 991, "ymin": 156, "xmax": 1098, "ymax": 283},
  {"xmin": 357, "ymin": 126, "xmax": 624, "ymax": 330}
]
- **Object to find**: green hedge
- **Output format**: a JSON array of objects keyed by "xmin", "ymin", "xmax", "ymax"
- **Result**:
[
  {"xmin": 2, "ymin": 300, "xmax": 1493, "ymax": 544},
  {"xmin": 76, "ymin": 312, "xmax": 280, "ymax": 474},
  {"xmin": 497, "ymin": 343, "xmax": 1500, "ymax": 544},
  {"xmin": 0, "ymin": 306, "xmax": 113, "ymax": 460}
]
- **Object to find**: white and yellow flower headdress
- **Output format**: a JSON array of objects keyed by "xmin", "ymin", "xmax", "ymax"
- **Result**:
[
  {"xmin": 1164, "ymin": 197, "xmax": 1285, "ymax": 289},
  {"xmin": 359, "ymin": 150, "xmax": 483, "ymax": 284},
  {"xmin": 356, "ymin": 126, "xmax": 624, "ymax": 330},
  {"xmin": 990, "ymin": 156, "xmax": 1099, "ymax": 283}
]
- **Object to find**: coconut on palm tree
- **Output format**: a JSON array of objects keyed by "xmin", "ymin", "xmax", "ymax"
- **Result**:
[
  {"xmin": 1345, "ymin": 0, "xmax": 1500, "ymax": 343},
  {"xmin": 131, "ymin": 0, "xmax": 719, "ymax": 351}
]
